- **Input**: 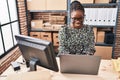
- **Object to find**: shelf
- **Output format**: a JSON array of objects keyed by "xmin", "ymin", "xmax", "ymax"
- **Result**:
[
  {"xmin": 29, "ymin": 10, "xmax": 67, "ymax": 13},
  {"xmin": 31, "ymin": 28, "xmax": 58, "ymax": 32},
  {"xmin": 95, "ymin": 42, "xmax": 113, "ymax": 46},
  {"xmin": 83, "ymin": 3, "xmax": 117, "ymax": 7},
  {"xmin": 92, "ymin": 25, "xmax": 114, "ymax": 28},
  {"xmin": 30, "ymin": 25, "xmax": 114, "ymax": 32}
]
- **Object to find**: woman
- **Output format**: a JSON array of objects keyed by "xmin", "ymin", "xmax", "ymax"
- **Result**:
[{"xmin": 58, "ymin": 1, "xmax": 96, "ymax": 56}]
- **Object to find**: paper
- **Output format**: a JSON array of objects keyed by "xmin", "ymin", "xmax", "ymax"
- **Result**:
[{"xmin": 112, "ymin": 58, "xmax": 120, "ymax": 72}]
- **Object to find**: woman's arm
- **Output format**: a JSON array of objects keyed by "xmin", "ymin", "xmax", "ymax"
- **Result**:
[
  {"xmin": 58, "ymin": 27, "xmax": 70, "ymax": 56},
  {"xmin": 83, "ymin": 26, "xmax": 96, "ymax": 55}
]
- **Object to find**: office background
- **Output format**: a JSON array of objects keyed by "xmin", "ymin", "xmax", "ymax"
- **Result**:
[{"xmin": 0, "ymin": 0, "xmax": 120, "ymax": 75}]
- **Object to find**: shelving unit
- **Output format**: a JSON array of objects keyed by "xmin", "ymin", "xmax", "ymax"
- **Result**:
[
  {"xmin": 26, "ymin": 0, "xmax": 118, "ymax": 58},
  {"xmin": 31, "ymin": 28, "xmax": 58, "ymax": 32},
  {"xmin": 82, "ymin": 3, "xmax": 117, "ymax": 59},
  {"xmin": 82, "ymin": 3, "xmax": 117, "ymax": 7},
  {"xmin": 26, "ymin": 0, "xmax": 68, "ymax": 54},
  {"xmin": 95, "ymin": 42, "xmax": 113, "ymax": 46},
  {"xmin": 92, "ymin": 25, "xmax": 114, "ymax": 28}
]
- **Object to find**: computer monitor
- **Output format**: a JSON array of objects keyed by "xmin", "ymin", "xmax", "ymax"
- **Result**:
[{"xmin": 15, "ymin": 35, "xmax": 59, "ymax": 72}]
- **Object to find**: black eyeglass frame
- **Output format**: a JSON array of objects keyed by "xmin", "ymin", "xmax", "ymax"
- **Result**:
[{"xmin": 71, "ymin": 15, "xmax": 86, "ymax": 22}]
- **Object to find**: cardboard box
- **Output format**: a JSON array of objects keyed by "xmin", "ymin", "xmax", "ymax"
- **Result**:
[
  {"xmin": 40, "ymin": 32, "xmax": 52, "ymax": 42},
  {"xmin": 97, "ymin": 31, "xmax": 105, "ymax": 43},
  {"xmin": 30, "ymin": 32, "xmax": 41, "ymax": 39},
  {"xmin": 95, "ymin": 0, "xmax": 110, "ymax": 3},
  {"xmin": 50, "ymin": 16, "xmax": 65, "ymax": 24},
  {"xmin": 31, "ymin": 20, "xmax": 43, "ymax": 29},
  {"xmin": 53, "ymin": 39, "xmax": 59, "ymax": 46},
  {"xmin": 94, "ymin": 46, "xmax": 112, "ymax": 59},
  {"xmin": 47, "ymin": 0, "xmax": 67, "ymax": 10},
  {"xmin": 71, "ymin": 0, "xmax": 94, "ymax": 3},
  {"xmin": 42, "ymin": 22, "xmax": 53, "ymax": 30},
  {"xmin": 52, "ymin": 24, "xmax": 63, "ymax": 31},
  {"xmin": 27, "ymin": 0, "xmax": 46, "ymax": 10},
  {"xmin": 53, "ymin": 33, "xmax": 59, "ymax": 46}
]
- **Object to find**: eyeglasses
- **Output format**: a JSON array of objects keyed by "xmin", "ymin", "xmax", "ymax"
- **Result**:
[{"xmin": 71, "ymin": 15, "xmax": 85, "ymax": 21}]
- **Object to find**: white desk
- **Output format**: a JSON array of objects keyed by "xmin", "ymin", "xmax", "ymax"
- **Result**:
[{"xmin": 1, "ymin": 56, "xmax": 120, "ymax": 80}]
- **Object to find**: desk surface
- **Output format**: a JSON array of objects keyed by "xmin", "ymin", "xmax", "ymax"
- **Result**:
[{"xmin": 1, "ymin": 56, "xmax": 120, "ymax": 80}]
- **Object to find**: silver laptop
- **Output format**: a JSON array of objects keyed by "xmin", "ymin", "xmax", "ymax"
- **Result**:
[{"xmin": 60, "ymin": 55, "xmax": 101, "ymax": 75}]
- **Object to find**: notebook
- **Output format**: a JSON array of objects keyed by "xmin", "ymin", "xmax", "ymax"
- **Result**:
[{"xmin": 60, "ymin": 55, "xmax": 101, "ymax": 75}]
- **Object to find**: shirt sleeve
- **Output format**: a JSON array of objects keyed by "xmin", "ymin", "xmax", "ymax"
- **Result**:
[
  {"xmin": 58, "ymin": 27, "xmax": 70, "ymax": 56},
  {"xmin": 83, "ymin": 26, "xmax": 96, "ymax": 55}
]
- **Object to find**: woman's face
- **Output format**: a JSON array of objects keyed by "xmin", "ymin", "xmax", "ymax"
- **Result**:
[{"xmin": 70, "ymin": 10, "xmax": 84, "ymax": 29}]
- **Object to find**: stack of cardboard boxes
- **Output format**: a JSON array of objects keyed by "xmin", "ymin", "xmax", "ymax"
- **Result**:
[
  {"xmin": 27, "ymin": 0, "xmax": 66, "ymax": 10},
  {"xmin": 30, "ymin": 32, "xmax": 58, "ymax": 46},
  {"xmin": 31, "ymin": 15, "xmax": 65, "ymax": 31},
  {"xmin": 93, "ymin": 27, "xmax": 112, "ymax": 59}
]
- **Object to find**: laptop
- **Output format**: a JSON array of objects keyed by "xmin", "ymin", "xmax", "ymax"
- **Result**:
[{"xmin": 60, "ymin": 55, "xmax": 101, "ymax": 75}]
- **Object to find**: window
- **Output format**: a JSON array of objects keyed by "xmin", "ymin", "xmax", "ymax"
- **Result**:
[{"xmin": 0, "ymin": 0, "xmax": 20, "ymax": 58}]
